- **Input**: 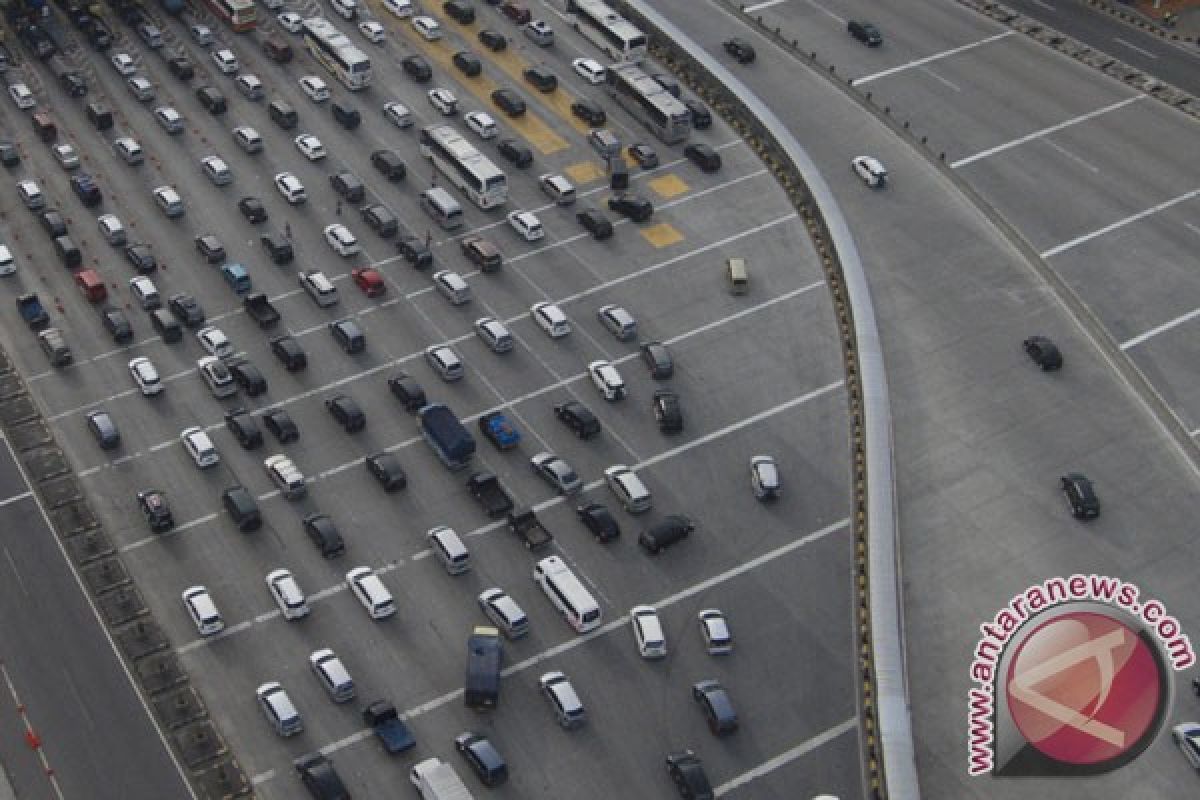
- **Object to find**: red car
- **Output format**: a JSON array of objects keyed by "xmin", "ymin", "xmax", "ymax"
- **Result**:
[
  {"xmin": 501, "ymin": 1, "xmax": 530, "ymax": 23},
  {"xmin": 352, "ymin": 267, "xmax": 386, "ymax": 297}
]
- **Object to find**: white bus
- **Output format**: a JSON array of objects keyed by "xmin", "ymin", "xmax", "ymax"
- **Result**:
[
  {"xmin": 534, "ymin": 556, "xmax": 601, "ymax": 634},
  {"xmin": 607, "ymin": 62, "xmax": 691, "ymax": 144},
  {"xmin": 566, "ymin": 0, "xmax": 647, "ymax": 62},
  {"xmin": 302, "ymin": 17, "xmax": 371, "ymax": 90},
  {"xmin": 419, "ymin": 125, "xmax": 508, "ymax": 210}
]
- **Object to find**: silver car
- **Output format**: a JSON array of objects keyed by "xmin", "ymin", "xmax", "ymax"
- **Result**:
[{"xmin": 530, "ymin": 452, "xmax": 582, "ymax": 495}]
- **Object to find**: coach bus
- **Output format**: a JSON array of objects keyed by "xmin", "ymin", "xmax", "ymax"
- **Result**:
[
  {"xmin": 302, "ymin": 17, "xmax": 371, "ymax": 89},
  {"xmin": 419, "ymin": 125, "xmax": 508, "ymax": 210},
  {"xmin": 566, "ymin": 0, "xmax": 647, "ymax": 62},
  {"xmin": 606, "ymin": 62, "xmax": 691, "ymax": 144}
]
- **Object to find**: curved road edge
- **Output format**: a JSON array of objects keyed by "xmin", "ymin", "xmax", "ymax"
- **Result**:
[{"xmin": 623, "ymin": 2, "xmax": 919, "ymax": 797}]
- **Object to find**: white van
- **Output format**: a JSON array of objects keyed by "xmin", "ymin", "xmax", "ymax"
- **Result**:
[
  {"xmin": 533, "ymin": 555, "xmax": 601, "ymax": 633},
  {"xmin": 427, "ymin": 526, "xmax": 470, "ymax": 574},
  {"xmin": 346, "ymin": 566, "xmax": 396, "ymax": 619},
  {"xmin": 182, "ymin": 586, "xmax": 224, "ymax": 635},
  {"xmin": 420, "ymin": 187, "xmax": 464, "ymax": 230},
  {"xmin": 256, "ymin": 682, "xmax": 303, "ymax": 737},
  {"xmin": 309, "ymin": 648, "xmax": 355, "ymax": 702},
  {"xmin": 433, "ymin": 270, "xmax": 471, "ymax": 305},
  {"xmin": 299, "ymin": 270, "xmax": 339, "ymax": 307}
]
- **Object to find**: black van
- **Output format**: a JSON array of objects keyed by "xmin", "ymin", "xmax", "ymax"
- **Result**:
[
  {"xmin": 150, "ymin": 308, "xmax": 183, "ymax": 343},
  {"xmin": 268, "ymin": 98, "xmax": 298, "ymax": 129},
  {"xmin": 331, "ymin": 100, "xmax": 361, "ymax": 130},
  {"xmin": 684, "ymin": 143, "xmax": 722, "ymax": 173},
  {"xmin": 222, "ymin": 486, "xmax": 262, "ymax": 532},
  {"xmin": 195, "ymin": 85, "xmax": 227, "ymax": 115},
  {"xmin": 638, "ymin": 515, "xmax": 694, "ymax": 554},
  {"xmin": 260, "ymin": 232, "xmax": 294, "ymax": 265},
  {"xmin": 86, "ymin": 101, "xmax": 113, "ymax": 130}
]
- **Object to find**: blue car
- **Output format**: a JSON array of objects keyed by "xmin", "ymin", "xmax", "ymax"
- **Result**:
[
  {"xmin": 479, "ymin": 410, "xmax": 520, "ymax": 450},
  {"xmin": 221, "ymin": 262, "xmax": 251, "ymax": 294}
]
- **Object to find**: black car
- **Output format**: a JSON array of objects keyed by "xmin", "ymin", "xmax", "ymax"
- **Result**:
[
  {"xmin": 326, "ymin": 394, "xmax": 365, "ymax": 432},
  {"xmin": 665, "ymin": 750, "xmax": 714, "ymax": 800},
  {"xmin": 137, "ymin": 489, "xmax": 174, "ymax": 533},
  {"xmin": 86, "ymin": 410, "xmax": 120, "ymax": 449},
  {"xmin": 271, "ymin": 335, "xmax": 307, "ymax": 371},
  {"xmin": 397, "ymin": 235, "xmax": 433, "ymax": 269},
  {"xmin": 554, "ymin": 400, "xmax": 601, "ymax": 439},
  {"xmin": 40, "ymin": 209, "xmax": 68, "ymax": 238},
  {"xmin": 453, "ymin": 50, "xmax": 482, "ymax": 76},
  {"xmin": 294, "ymin": 752, "xmax": 349, "ymax": 800},
  {"xmin": 497, "ymin": 138, "xmax": 532, "ymax": 168},
  {"xmin": 1061, "ymin": 473, "xmax": 1100, "ymax": 520},
  {"xmin": 303, "ymin": 514, "xmax": 344, "ymax": 558},
  {"xmin": 628, "ymin": 143, "xmax": 658, "ymax": 169},
  {"xmin": 330, "ymin": 171, "xmax": 365, "ymax": 202},
  {"xmin": 227, "ymin": 357, "xmax": 268, "ymax": 396},
  {"xmin": 608, "ymin": 192, "xmax": 654, "ymax": 222},
  {"xmin": 1023, "ymin": 335, "xmax": 1062, "ymax": 370},
  {"xmin": 478, "ymin": 29, "xmax": 506, "ymax": 51},
  {"xmin": 168, "ymin": 55, "xmax": 194, "ymax": 81},
  {"xmin": 576, "ymin": 502, "xmax": 620, "ymax": 542},
  {"xmin": 361, "ymin": 203, "xmax": 398, "ymax": 237},
  {"xmin": 683, "ymin": 143, "xmax": 721, "ymax": 173},
  {"xmin": 194, "ymin": 234, "xmax": 226, "ymax": 263},
  {"xmin": 370, "ymin": 149, "xmax": 406, "ymax": 181},
  {"xmin": 70, "ymin": 173, "xmax": 102, "ymax": 206},
  {"xmin": 692, "ymin": 679, "xmax": 738, "ymax": 736},
  {"xmin": 576, "ymin": 207, "xmax": 613, "ymax": 240},
  {"xmin": 684, "ymin": 98, "xmax": 712, "ymax": 129},
  {"xmin": 722, "ymin": 37, "xmax": 755, "ymax": 64},
  {"xmin": 365, "ymin": 452, "xmax": 407, "ymax": 491},
  {"xmin": 848, "ymin": 19, "xmax": 883, "ymax": 46},
  {"xmin": 125, "ymin": 242, "xmax": 156, "ymax": 273},
  {"xmin": 455, "ymin": 732, "xmax": 508, "ymax": 787},
  {"xmin": 640, "ymin": 340, "xmax": 674, "ymax": 379},
  {"xmin": 100, "ymin": 306, "xmax": 132, "ymax": 344},
  {"xmin": 261, "ymin": 231, "xmax": 294, "ymax": 264},
  {"xmin": 444, "ymin": 0, "xmax": 475, "ymax": 24},
  {"xmin": 653, "ymin": 389, "xmax": 683, "ymax": 433},
  {"xmin": 224, "ymin": 408, "xmax": 263, "ymax": 449},
  {"xmin": 570, "ymin": 99, "xmax": 605, "ymax": 126},
  {"xmin": 0, "ymin": 141, "xmax": 20, "ymax": 167},
  {"xmin": 523, "ymin": 66, "xmax": 557, "ymax": 92},
  {"xmin": 388, "ymin": 371, "xmax": 427, "ymax": 411},
  {"xmin": 401, "ymin": 54, "xmax": 432, "ymax": 82},
  {"xmin": 264, "ymin": 408, "xmax": 299, "ymax": 443},
  {"xmin": 639, "ymin": 514, "xmax": 694, "ymax": 554},
  {"xmin": 491, "ymin": 88, "xmax": 526, "ymax": 117},
  {"xmin": 238, "ymin": 196, "xmax": 268, "ymax": 223},
  {"xmin": 168, "ymin": 293, "xmax": 205, "ymax": 327}
]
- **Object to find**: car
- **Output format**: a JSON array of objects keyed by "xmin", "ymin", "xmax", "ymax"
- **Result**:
[
  {"xmin": 640, "ymin": 340, "xmax": 674, "ymax": 379},
  {"xmin": 683, "ymin": 142, "xmax": 721, "ymax": 172},
  {"xmin": 576, "ymin": 502, "xmax": 619, "ymax": 542},
  {"xmin": 554, "ymin": 400, "xmax": 601, "ymax": 439},
  {"xmin": 455, "ymin": 732, "xmax": 508, "ymax": 787},
  {"xmin": 684, "ymin": 97, "xmax": 712, "ymax": 129},
  {"xmin": 411, "ymin": 14, "xmax": 442, "ymax": 40},
  {"xmin": 274, "ymin": 172, "xmax": 306, "ymax": 205},
  {"xmin": 383, "ymin": 101, "xmax": 413, "ymax": 128},
  {"xmin": 491, "ymin": 88, "xmax": 526, "ymax": 117},
  {"xmin": 475, "ymin": 317, "xmax": 513, "ymax": 353},
  {"xmin": 277, "ymin": 11, "xmax": 303, "ymax": 32},
  {"xmin": 294, "ymin": 752, "xmax": 348, "ymax": 799},
  {"xmin": 211, "ymin": 48, "xmax": 238, "ymax": 73},
  {"xmin": 433, "ymin": 270, "xmax": 470, "ymax": 305},
  {"xmin": 129, "ymin": 275, "xmax": 159, "ymax": 309},
  {"xmin": 359, "ymin": 19, "xmax": 385, "ymax": 42},
  {"xmin": 388, "ymin": 371, "xmax": 426, "ymax": 411},
  {"xmin": 109, "ymin": 53, "xmax": 135, "ymax": 75},
  {"xmin": 384, "ymin": 0, "xmax": 414, "ymax": 16},
  {"xmin": 478, "ymin": 28, "xmax": 506, "ymax": 51},
  {"xmin": 371, "ymin": 149, "xmax": 407, "ymax": 181},
  {"xmin": 330, "ymin": 171, "xmax": 365, "ymax": 202},
  {"xmin": 153, "ymin": 186, "xmax": 185, "ymax": 218},
  {"xmin": 238, "ymin": 196, "xmax": 268, "ymax": 223},
  {"xmin": 99, "ymin": 305, "xmax": 132, "ymax": 344},
  {"xmin": 235, "ymin": 73, "xmax": 264, "ymax": 100},
  {"xmin": 182, "ymin": 586, "xmax": 223, "ymax": 635},
  {"xmin": 570, "ymin": 98, "xmax": 605, "ymax": 126},
  {"xmin": 524, "ymin": 18, "xmax": 553, "ymax": 44},
  {"xmin": 189, "ymin": 23, "xmax": 214, "ymax": 45},
  {"xmin": 233, "ymin": 125, "xmax": 263, "ymax": 153},
  {"xmin": 746, "ymin": 454, "xmax": 783, "ymax": 500},
  {"xmin": 848, "ymin": 18, "xmax": 883, "ymax": 46},
  {"xmin": 851, "ymin": 155, "xmax": 887, "ymax": 188},
  {"xmin": 596, "ymin": 305, "xmax": 636, "ymax": 340},
  {"xmin": 261, "ymin": 232, "xmax": 293, "ymax": 264},
  {"xmin": 18, "ymin": 180, "xmax": 44, "ymax": 210},
  {"xmin": 428, "ymin": 87, "xmax": 457, "ymax": 115},
  {"xmin": 640, "ymin": 514, "xmax": 694, "ymax": 554},
  {"xmin": 224, "ymin": 408, "xmax": 263, "ymax": 449},
  {"xmin": 113, "ymin": 136, "xmax": 144, "ymax": 165},
  {"xmin": 693, "ymin": 679, "xmax": 738, "ymax": 736},
  {"xmin": 605, "ymin": 464, "xmax": 652, "ymax": 513},
  {"xmin": 539, "ymin": 173, "xmax": 576, "ymax": 205},
  {"xmin": 256, "ymin": 682, "xmax": 302, "ymax": 736},
  {"xmin": 299, "ymin": 75, "xmax": 330, "ymax": 102},
  {"xmin": 531, "ymin": 302, "xmax": 570, "ymax": 338},
  {"xmin": 698, "ymin": 609, "xmax": 733, "ymax": 655},
  {"xmin": 401, "ymin": 54, "xmax": 433, "ymax": 82},
  {"xmin": 264, "ymin": 408, "xmax": 299, "ymax": 443},
  {"xmin": 507, "ymin": 210, "xmax": 544, "ymax": 241},
  {"xmin": 52, "ymin": 144, "xmax": 80, "ymax": 170},
  {"xmin": 129, "ymin": 357, "xmax": 163, "ymax": 396},
  {"xmin": 576, "ymin": 207, "xmax": 613, "ymax": 240},
  {"xmin": 608, "ymin": 192, "xmax": 654, "ymax": 222},
  {"xmin": 628, "ymin": 143, "xmax": 659, "ymax": 169},
  {"xmin": 266, "ymin": 569, "xmax": 309, "ymax": 620},
  {"xmin": 331, "ymin": 0, "xmax": 358, "ymax": 18},
  {"xmin": 588, "ymin": 360, "xmax": 626, "ymax": 401},
  {"xmin": 0, "ymin": 141, "xmax": 19, "ymax": 167},
  {"xmin": 181, "ymin": 426, "xmax": 219, "ymax": 468},
  {"xmin": 425, "ymin": 344, "xmax": 464, "ymax": 381},
  {"xmin": 501, "ymin": 1, "xmax": 530, "ymax": 22},
  {"xmin": 478, "ymin": 410, "xmax": 520, "ymax": 450},
  {"xmin": 478, "ymin": 588, "xmax": 528, "ymax": 639},
  {"xmin": 197, "ymin": 326, "xmax": 233, "ymax": 359},
  {"xmin": 498, "ymin": 137, "xmax": 533, "ymax": 167},
  {"xmin": 201, "ymin": 155, "xmax": 233, "ymax": 186},
  {"xmin": 464, "ymin": 110, "xmax": 497, "ymax": 139},
  {"xmin": 653, "ymin": 389, "xmax": 683, "ymax": 433},
  {"xmin": 631, "ymin": 605, "xmax": 667, "ymax": 658},
  {"xmin": 228, "ymin": 358, "xmax": 267, "ymax": 396},
  {"xmin": 523, "ymin": 65, "xmax": 556, "ymax": 92},
  {"xmin": 99, "ymin": 215, "xmax": 127, "ymax": 246},
  {"xmin": 168, "ymin": 56, "xmax": 195, "ymax": 81},
  {"xmin": 346, "ymin": 566, "xmax": 395, "ymax": 619},
  {"xmin": 87, "ymin": 410, "xmax": 120, "ymax": 449},
  {"xmin": 453, "ymin": 50, "xmax": 482, "ymax": 77},
  {"xmin": 198, "ymin": 356, "xmax": 236, "ymax": 398},
  {"xmin": 1023, "ymin": 335, "xmax": 1063, "ymax": 370},
  {"xmin": 539, "ymin": 671, "xmax": 585, "ymax": 729},
  {"xmin": 169, "ymin": 293, "xmax": 205, "ymax": 327},
  {"xmin": 137, "ymin": 489, "xmax": 173, "ymax": 532},
  {"xmin": 352, "ymin": 267, "xmax": 386, "ymax": 297},
  {"xmin": 295, "ymin": 133, "xmax": 326, "ymax": 160},
  {"xmin": 530, "ymin": 452, "xmax": 582, "ymax": 495},
  {"xmin": 1174, "ymin": 722, "xmax": 1200, "ymax": 769},
  {"xmin": 194, "ymin": 235, "xmax": 225, "ymax": 263},
  {"xmin": 723, "ymin": 37, "xmax": 755, "ymax": 63},
  {"xmin": 572, "ymin": 57, "xmax": 606, "ymax": 84},
  {"xmin": 326, "ymin": 394, "xmax": 366, "ymax": 432},
  {"xmin": 154, "ymin": 106, "xmax": 184, "ymax": 133},
  {"xmin": 39, "ymin": 210, "xmax": 68, "ymax": 239},
  {"xmin": 0, "ymin": 242, "xmax": 12, "ymax": 275},
  {"xmin": 1061, "ymin": 473, "xmax": 1100, "ymax": 519},
  {"xmin": 398, "ymin": 235, "xmax": 433, "ymax": 268},
  {"xmin": 324, "ymin": 224, "xmax": 360, "ymax": 256},
  {"xmin": 268, "ymin": 455, "xmax": 307, "ymax": 500},
  {"xmin": 361, "ymin": 204, "xmax": 399, "ymax": 238},
  {"xmin": 665, "ymin": 750, "xmax": 714, "ymax": 800},
  {"xmin": 365, "ymin": 452, "xmax": 407, "ymax": 491}
]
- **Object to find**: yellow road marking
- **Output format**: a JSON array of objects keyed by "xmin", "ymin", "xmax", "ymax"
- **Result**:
[
  {"xmin": 564, "ymin": 160, "xmax": 605, "ymax": 184},
  {"xmin": 641, "ymin": 223, "xmax": 683, "ymax": 248},
  {"xmin": 648, "ymin": 174, "xmax": 689, "ymax": 199}
]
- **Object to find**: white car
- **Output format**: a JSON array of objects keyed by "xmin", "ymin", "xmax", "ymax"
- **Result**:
[
  {"xmin": 331, "ymin": 0, "xmax": 357, "ymax": 19},
  {"xmin": 425, "ymin": 344, "xmax": 464, "ymax": 382},
  {"xmin": 383, "ymin": 101, "xmax": 413, "ymax": 128},
  {"xmin": 433, "ymin": 270, "xmax": 470, "ymax": 305},
  {"xmin": 572, "ymin": 57, "xmax": 606, "ymax": 85},
  {"xmin": 181, "ymin": 426, "xmax": 220, "ymax": 468},
  {"xmin": 851, "ymin": 155, "xmax": 887, "ymax": 188},
  {"xmin": 698, "ymin": 609, "xmax": 733, "ymax": 655},
  {"xmin": 126, "ymin": 75, "xmax": 155, "ymax": 101},
  {"xmin": 52, "ymin": 144, "xmax": 80, "ymax": 170},
  {"xmin": 359, "ymin": 19, "xmax": 385, "ymax": 42},
  {"xmin": 98, "ymin": 214, "xmax": 126, "ymax": 246},
  {"xmin": 274, "ymin": 172, "xmax": 306, "ymax": 204},
  {"xmin": 129, "ymin": 275, "xmax": 159, "ymax": 309},
  {"xmin": 1175, "ymin": 723, "xmax": 1200, "ymax": 769},
  {"xmin": 197, "ymin": 325, "xmax": 233, "ymax": 358},
  {"xmin": 531, "ymin": 302, "xmax": 570, "ymax": 338},
  {"xmin": 383, "ymin": 0, "xmax": 413, "ymax": 16},
  {"xmin": 346, "ymin": 566, "xmax": 396, "ymax": 619},
  {"xmin": 604, "ymin": 464, "xmax": 652, "ymax": 513},
  {"xmin": 508, "ymin": 210, "xmax": 544, "ymax": 242},
  {"xmin": 474, "ymin": 317, "xmax": 513, "ymax": 353},
  {"xmin": 530, "ymin": 452, "xmax": 582, "ymax": 495},
  {"xmin": 128, "ymin": 357, "xmax": 163, "ymax": 396},
  {"xmin": 464, "ymin": 110, "xmax": 498, "ymax": 139},
  {"xmin": 299, "ymin": 75, "xmax": 330, "ymax": 102},
  {"xmin": 412, "ymin": 15, "xmax": 442, "ymax": 40},
  {"xmin": 324, "ymin": 224, "xmax": 360, "ymax": 256},
  {"xmin": 235, "ymin": 73, "xmax": 264, "ymax": 100},
  {"xmin": 427, "ymin": 87, "xmax": 457, "ymax": 115},
  {"xmin": 277, "ymin": 11, "xmax": 304, "ymax": 32},
  {"xmin": 153, "ymin": 186, "xmax": 184, "ymax": 218},
  {"xmin": 212, "ymin": 48, "xmax": 239, "ymax": 74},
  {"xmin": 201, "ymin": 155, "xmax": 233, "ymax": 185},
  {"xmin": 233, "ymin": 126, "xmax": 263, "ymax": 153},
  {"xmin": 182, "ymin": 586, "xmax": 223, "ymax": 635},
  {"xmin": 0, "ymin": 243, "xmax": 14, "ymax": 276},
  {"xmin": 198, "ymin": 356, "xmax": 236, "ymax": 398},
  {"xmin": 631, "ymin": 605, "xmax": 667, "ymax": 659},
  {"xmin": 266, "ymin": 569, "xmax": 310, "ymax": 620},
  {"xmin": 478, "ymin": 588, "xmax": 528, "ymax": 639},
  {"xmin": 750, "ymin": 455, "xmax": 781, "ymax": 500},
  {"xmin": 154, "ymin": 106, "xmax": 184, "ymax": 133},
  {"xmin": 597, "ymin": 304, "xmax": 637, "ymax": 340},
  {"xmin": 588, "ymin": 360, "xmax": 626, "ymax": 401},
  {"xmin": 294, "ymin": 133, "xmax": 326, "ymax": 160},
  {"xmin": 8, "ymin": 83, "xmax": 34, "ymax": 109},
  {"xmin": 110, "ymin": 53, "xmax": 136, "ymax": 75}
]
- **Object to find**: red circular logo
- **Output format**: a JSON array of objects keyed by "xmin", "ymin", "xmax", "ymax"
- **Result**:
[{"xmin": 1005, "ymin": 611, "xmax": 1162, "ymax": 766}]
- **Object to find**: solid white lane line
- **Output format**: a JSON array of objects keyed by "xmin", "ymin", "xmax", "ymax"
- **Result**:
[
  {"xmin": 744, "ymin": 0, "xmax": 789, "ymax": 12},
  {"xmin": 1040, "ymin": 186, "xmax": 1200, "ymax": 259},
  {"xmin": 1120, "ymin": 306, "xmax": 1200, "ymax": 351},
  {"xmin": 1112, "ymin": 37, "xmax": 1158, "ymax": 59},
  {"xmin": 0, "ymin": 491, "xmax": 32, "ymax": 508},
  {"xmin": 852, "ymin": 31, "xmax": 1015, "ymax": 86},
  {"xmin": 715, "ymin": 717, "xmax": 858, "ymax": 795}
]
